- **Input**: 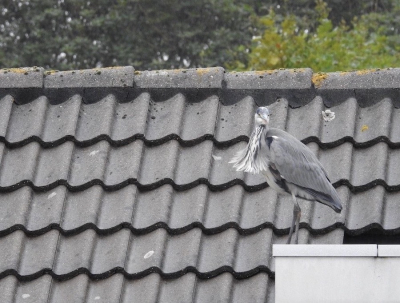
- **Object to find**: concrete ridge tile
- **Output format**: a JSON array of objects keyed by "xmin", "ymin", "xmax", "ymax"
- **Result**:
[
  {"xmin": 225, "ymin": 68, "xmax": 313, "ymax": 90},
  {"xmin": 44, "ymin": 66, "xmax": 134, "ymax": 88},
  {"xmin": 0, "ymin": 67, "xmax": 44, "ymax": 88},
  {"xmin": 134, "ymin": 67, "xmax": 225, "ymax": 89}
]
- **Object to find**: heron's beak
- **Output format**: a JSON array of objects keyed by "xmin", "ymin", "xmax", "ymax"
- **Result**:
[{"xmin": 261, "ymin": 113, "xmax": 270, "ymax": 124}]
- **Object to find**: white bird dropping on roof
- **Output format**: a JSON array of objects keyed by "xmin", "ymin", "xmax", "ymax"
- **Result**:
[
  {"xmin": 212, "ymin": 154, "xmax": 222, "ymax": 161},
  {"xmin": 89, "ymin": 150, "xmax": 100, "ymax": 156},
  {"xmin": 322, "ymin": 109, "xmax": 335, "ymax": 122},
  {"xmin": 230, "ymin": 107, "xmax": 342, "ymax": 244},
  {"xmin": 47, "ymin": 192, "xmax": 57, "ymax": 199},
  {"xmin": 144, "ymin": 250, "xmax": 154, "ymax": 259}
]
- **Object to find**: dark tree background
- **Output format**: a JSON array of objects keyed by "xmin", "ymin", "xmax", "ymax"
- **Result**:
[{"xmin": 0, "ymin": 0, "xmax": 398, "ymax": 71}]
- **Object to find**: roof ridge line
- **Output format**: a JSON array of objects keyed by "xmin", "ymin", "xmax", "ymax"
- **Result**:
[{"xmin": 2, "ymin": 66, "xmax": 400, "ymax": 107}]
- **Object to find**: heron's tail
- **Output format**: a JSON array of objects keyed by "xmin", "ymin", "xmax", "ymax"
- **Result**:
[
  {"xmin": 300, "ymin": 185, "xmax": 342, "ymax": 213},
  {"xmin": 327, "ymin": 188, "xmax": 342, "ymax": 213}
]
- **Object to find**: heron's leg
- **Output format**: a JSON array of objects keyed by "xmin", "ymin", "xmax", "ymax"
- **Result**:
[
  {"xmin": 294, "ymin": 200, "xmax": 301, "ymax": 244},
  {"xmin": 286, "ymin": 208, "xmax": 296, "ymax": 244},
  {"xmin": 287, "ymin": 194, "xmax": 301, "ymax": 244}
]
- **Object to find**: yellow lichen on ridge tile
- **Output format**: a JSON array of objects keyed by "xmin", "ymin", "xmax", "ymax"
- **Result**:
[
  {"xmin": 196, "ymin": 68, "xmax": 212, "ymax": 76},
  {"xmin": 254, "ymin": 70, "xmax": 277, "ymax": 75},
  {"xmin": 45, "ymin": 70, "xmax": 59, "ymax": 75},
  {"xmin": 1, "ymin": 68, "xmax": 32, "ymax": 74},
  {"xmin": 356, "ymin": 69, "xmax": 377, "ymax": 75},
  {"xmin": 312, "ymin": 73, "xmax": 328, "ymax": 88}
]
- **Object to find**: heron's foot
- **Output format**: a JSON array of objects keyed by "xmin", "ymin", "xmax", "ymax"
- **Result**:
[
  {"xmin": 294, "ymin": 210, "xmax": 301, "ymax": 244},
  {"xmin": 286, "ymin": 228, "xmax": 293, "ymax": 244},
  {"xmin": 287, "ymin": 216, "xmax": 295, "ymax": 244},
  {"xmin": 287, "ymin": 197, "xmax": 301, "ymax": 244},
  {"xmin": 287, "ymin": 225, "xmax": 300, "ymax": 244},
  {"xmin": 294, "ymin": 230, "xmax": 299, "ymax": 244}
]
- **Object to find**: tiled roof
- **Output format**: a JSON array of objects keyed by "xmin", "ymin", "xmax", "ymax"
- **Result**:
[{"xmin": 0, "ymin": 66, "xmax": 399, "ymax": 302}]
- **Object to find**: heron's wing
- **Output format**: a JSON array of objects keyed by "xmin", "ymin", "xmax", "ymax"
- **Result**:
[
  {"xmin": 266, "ymin": 130, "xmax": 332, "ymax": 196},
  {"xmin": 267, "ymin": 132, "xmax": 342, "ymax": 212}
]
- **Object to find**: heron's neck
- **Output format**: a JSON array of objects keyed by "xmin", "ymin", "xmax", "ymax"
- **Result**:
[
  {"xmin": 243, "ymin": 124, "xmax": 268, "ymax": 173},
  {"xmin": 229, "ymin": 124, "xmax": 268, "ymax": 173},
  {"xmin": 249, "ymin": 124, "xmax": 266, "ymax": 152},
  {"xmin": 254, "ymin": 124, "xmax": 267, "ymax": 137}
]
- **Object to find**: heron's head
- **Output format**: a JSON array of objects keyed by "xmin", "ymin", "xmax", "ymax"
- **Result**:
[{"xmin": 255, "ymin": 107, "xmax": 270, "ymax": 126}]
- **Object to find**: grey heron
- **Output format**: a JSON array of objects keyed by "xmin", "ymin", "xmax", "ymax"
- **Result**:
[{"xmin": 230, "ymin": 107, "xmax": 342, "ymax": 244}]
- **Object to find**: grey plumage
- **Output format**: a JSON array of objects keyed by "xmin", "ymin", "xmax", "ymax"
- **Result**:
[{"xmin": 230, "ymin": 107, "xmax": 342, "ymax": 244}]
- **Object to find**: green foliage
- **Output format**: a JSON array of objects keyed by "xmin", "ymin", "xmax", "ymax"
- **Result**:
[
  {"xmin": 0, "ymin": 0, "xmax": 258, "ymax": 70},
  {"xmin": 234, "ymin": 0, "xmax": 400, "ymax": 72},
  {"xmin": 0, "ymin": 0, "xmax": 399, "ymax": 71},
  {"xmin": 262, "ymin": 0, "xmax": 395, "ymax": 32}
]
